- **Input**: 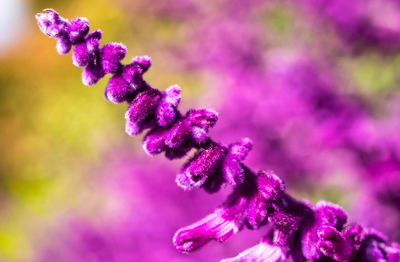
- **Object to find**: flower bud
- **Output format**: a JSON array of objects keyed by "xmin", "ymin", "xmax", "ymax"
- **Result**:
[
  {"xmin": 100, "ymin": 43, "xmax": 127, "ymax": 74},
  {"xmin": 125, "ymin": 89, "xmax": 162, "ymax": 136},
  {"xmin": 68, "ymin": 17, "xmax": 90, "ymax": 44},
  {"xmin": 176, "ymin": 143, "xmax": 227, "ymax": 190}
]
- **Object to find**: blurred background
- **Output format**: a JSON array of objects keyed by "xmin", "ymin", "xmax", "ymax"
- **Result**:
[{"xmin": 1, "ymin": 0, "xmax": 400, "ymax": 261}]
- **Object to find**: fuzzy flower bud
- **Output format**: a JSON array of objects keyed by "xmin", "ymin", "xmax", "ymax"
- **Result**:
[
  {"xmin": 104, "ymin": 73, "xmax": 132, "ymax": 104},
  {"xmin": 122, "ymin": 62, "xmax": 146, "ymax": 89},
  {"xmin": 187, "ymin": 108, "xmax": 218, "ymax": 129},
  {"xmin": 164, "ymin": 121, "xmax": 190, "ymax": 148},
  {"xmin": 222, "ymin": 138, "xmax": 253, "ymax": 186},
  {"xmin": 85, "ymin": 30, "xmax": 102, "ymax": 52},
  {"xmin": 100, "ymin": 43, "xmax": 127, "ymax": 74},
  {"xmin": 165, "ymin": 109, "xmax": 218, "ymax": 149},
  {"xmin": 142, "ymin": 128, "xmax": 169, "ymax": 155},
  {"xmin": 342, "ymin": 223, "xmax": 365, "ymax": 252},
  {"xmin": 156, "ymin": 85, "xmax": 181, "ymax": 126},
  {"xmin": 72, "ymin": 30, "xmax": 102, "ymax": 68},
  {"xmin": 268, "ymin": 196, "xmax": 311, "ymax": 246},
  {"xmin": 233, "ymin": 170, "xmax": 285, "ymax": 230},
  {"xmin": 132, "ymin": 55, "xmax": 152, "ymax": 73},
  {"xmin": 56, "ymin": 37, "xmax": 72, "ymax": 55},
  {"xmin": 142, "ymin": 127, "xmax": 194, "ymax": 160},
  {"xmin": 104, "ymin": 60, "xmax": 147, "ymax": 104},
  {"xmin": 317, "ymin": 225, "xmax": 354, "ymax": 261},
  {"xmin": 68, "ymin": 17, "xmax": 90, "ymax": 44},
  {"xmin": 300, "ymin": 201, "xmax": 348, "ymax": 260},
  {"xmin": 142, "ymin": 108, "xmax": 219, "ymax": 159},
  {"xmin": 176, "ymin": 142, "xmax": 227, "ymax": 190},
  {"xmin": 82, "ymin": 59, "xmax": 105, "ymax": 86},
  {"xmin": 36, "ymin": 9, "xmax": 68, "ymax": 38},
  {"xmin": 72, "ymin": 43, "xmax": 91, "ymax": 66},
  {"xmin": 257, "ymin": 170, "xmax": 285, "ymax": 201},
  {"xmin": 246, "ymin": 193, "xmax": 270, "ymax": 229},
  {"xmin": 36, "ymin": 9, "xmax": 71, "ymax": 55},
  {"xmin": 125, "ymin": 88, "xmax": 162, "ymax": 136}
]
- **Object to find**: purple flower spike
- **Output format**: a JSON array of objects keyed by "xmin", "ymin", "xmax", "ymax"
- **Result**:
[
  {"xmin": 221, "ymin": 237, "xmax": 286, "ymax": 262},
  {"xmin": 100, "ymin": 43, "xmax": 127, "ymax": 74},
  {"xmin": 173, "ymin": 212, "xmax": 239, "ymax": 253},
  {"xmin": 132, "ymin": 55, "xmax": 152, "ymax": 73},
  {"xmin": 223, "ymin": 138, "xmax": 253, "ymax": 186},
  {"xmin": 68, "ymin": 17, "xmax": 89, "ymax": 44},
  {"xmin": 125, "ymin": 89, "xmax": 162, "ymax": 136},
  {"xmin": 156, "ymin": 85, "xmax": 181, "ymax": 126},
  {"xmin": 56, "ymin": 37, "xmax": 72, "ymax": 55},
  {"xmin": 36, "ymin": 10, "xmax": 400, "ymax": 262},
  {"xmin": 176, "ymin": 142, "xmax": 227, "ymax": 190},
  {"xmin": 36, "ymin": 9, "xmax": 69, "ymax": 38}
]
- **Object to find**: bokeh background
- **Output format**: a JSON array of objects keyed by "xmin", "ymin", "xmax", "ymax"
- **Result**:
[{"xmin": 1, "ymin": 0, "xmax": 400, "ymax": 261}]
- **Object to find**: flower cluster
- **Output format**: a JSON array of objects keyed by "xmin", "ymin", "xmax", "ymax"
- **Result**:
[{"xmin": 36, "ymin": 9, "xmax": 400, "ymax": 262}]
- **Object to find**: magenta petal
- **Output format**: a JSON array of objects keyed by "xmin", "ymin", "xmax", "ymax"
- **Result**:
[{"xmin": 173, "ymin": 212, "xmax": 239, "ymax": 253}]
